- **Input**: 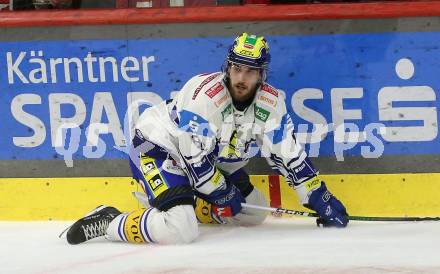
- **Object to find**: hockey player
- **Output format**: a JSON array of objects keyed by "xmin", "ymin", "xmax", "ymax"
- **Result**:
[{"xmin": 65, "ymin": 33, "xmax": 349, "ymax": 245}]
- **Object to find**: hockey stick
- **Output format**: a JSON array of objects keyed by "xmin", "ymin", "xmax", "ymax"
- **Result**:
[
  {"xmin": 241, "ymin": 203, "xmax": 440, "ymax": 222},
  {"xmin": 132, "ymin": 191, "xmax": 440, "ymax": 221}
]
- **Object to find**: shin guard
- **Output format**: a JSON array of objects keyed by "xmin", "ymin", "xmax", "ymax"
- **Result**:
[
  {"xmin": 107, "ymin": 208, "xmax": 155, "ymax": 244},
  {"xmin": 106, "ymin": 205, "xmax": 199, "ymax": 244}
]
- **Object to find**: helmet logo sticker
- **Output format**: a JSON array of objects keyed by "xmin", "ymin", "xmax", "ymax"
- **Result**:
[{"xmin": 244, "ymin": 35, "xmax": 257, "ymax": 49}]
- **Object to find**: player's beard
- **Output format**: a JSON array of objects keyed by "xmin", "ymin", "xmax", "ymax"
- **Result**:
[
  {"xmin": 230, "ymin": 81, "xmax": 258, "ymax": 103},
  {"xmin": 228, "ymin": 81, "xmax": 260, "ymax": 111}
]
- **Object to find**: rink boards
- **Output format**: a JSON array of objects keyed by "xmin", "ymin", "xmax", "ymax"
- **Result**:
[
  {"xmin": 1, "ymin": 174, "xmax": 440, "ymax": 220},
  {"xmin": 2, "ymin": 5, "xmax": 440, "ymax": 220}
]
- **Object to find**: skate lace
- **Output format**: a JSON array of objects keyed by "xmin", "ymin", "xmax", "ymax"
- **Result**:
[{"xmin": 81, "ymin": 218, "xmax": 110, "ymax": 240}]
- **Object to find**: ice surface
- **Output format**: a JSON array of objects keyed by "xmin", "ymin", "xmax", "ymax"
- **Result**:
[{"xmin": 1, "ymin": 217, "xmax": 440, "ymax": 274}]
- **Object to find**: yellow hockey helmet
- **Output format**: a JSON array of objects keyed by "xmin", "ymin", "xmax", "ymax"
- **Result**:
[{"xmin": 226, "ymin": 32, "xmax": 271, "ymax": 69}]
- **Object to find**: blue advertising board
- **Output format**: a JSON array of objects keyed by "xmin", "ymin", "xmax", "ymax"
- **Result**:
[{"xmin": 0, "ymin": 33, "xmax": 439, "ymax": 161}]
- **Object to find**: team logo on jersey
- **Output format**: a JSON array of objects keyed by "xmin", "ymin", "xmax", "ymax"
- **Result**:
[
  {"xmin": 205, "ymin": 82, "xmax": 224, "ymax": 98},
  {"xmin": 221, "ymin": 104, "xmax": 232, "ymax": 120},
  {"xmin": 179, "ymin": 110, "xmax": 214, "ymax": 143},
  {"xmin": 255, "ymin": 106, "xmax": 270, "ymax": 122},
  {"xmin": 261, "ymin": 84, "xmax": 278, "ymax": 97}
]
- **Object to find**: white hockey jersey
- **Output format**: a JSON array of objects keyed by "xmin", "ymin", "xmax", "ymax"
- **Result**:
[{"xmin": 133, "ymin": 72, "xmax": 318, "ymax": 204}]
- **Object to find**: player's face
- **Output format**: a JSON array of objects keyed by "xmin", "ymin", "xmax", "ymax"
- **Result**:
[{"xmin": 228, "ymin": 63, "xmax": 261, "ymax": 102}]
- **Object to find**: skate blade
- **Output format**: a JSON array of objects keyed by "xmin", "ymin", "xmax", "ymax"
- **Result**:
[{"xmin": 58, "ymin": 225, "xmax": 71, "ymax": 239}]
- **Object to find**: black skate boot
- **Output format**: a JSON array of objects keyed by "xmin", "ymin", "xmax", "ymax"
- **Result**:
[{"xmin": 65, "ymin": 205, "xmax": 121, "ymax": 245}]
